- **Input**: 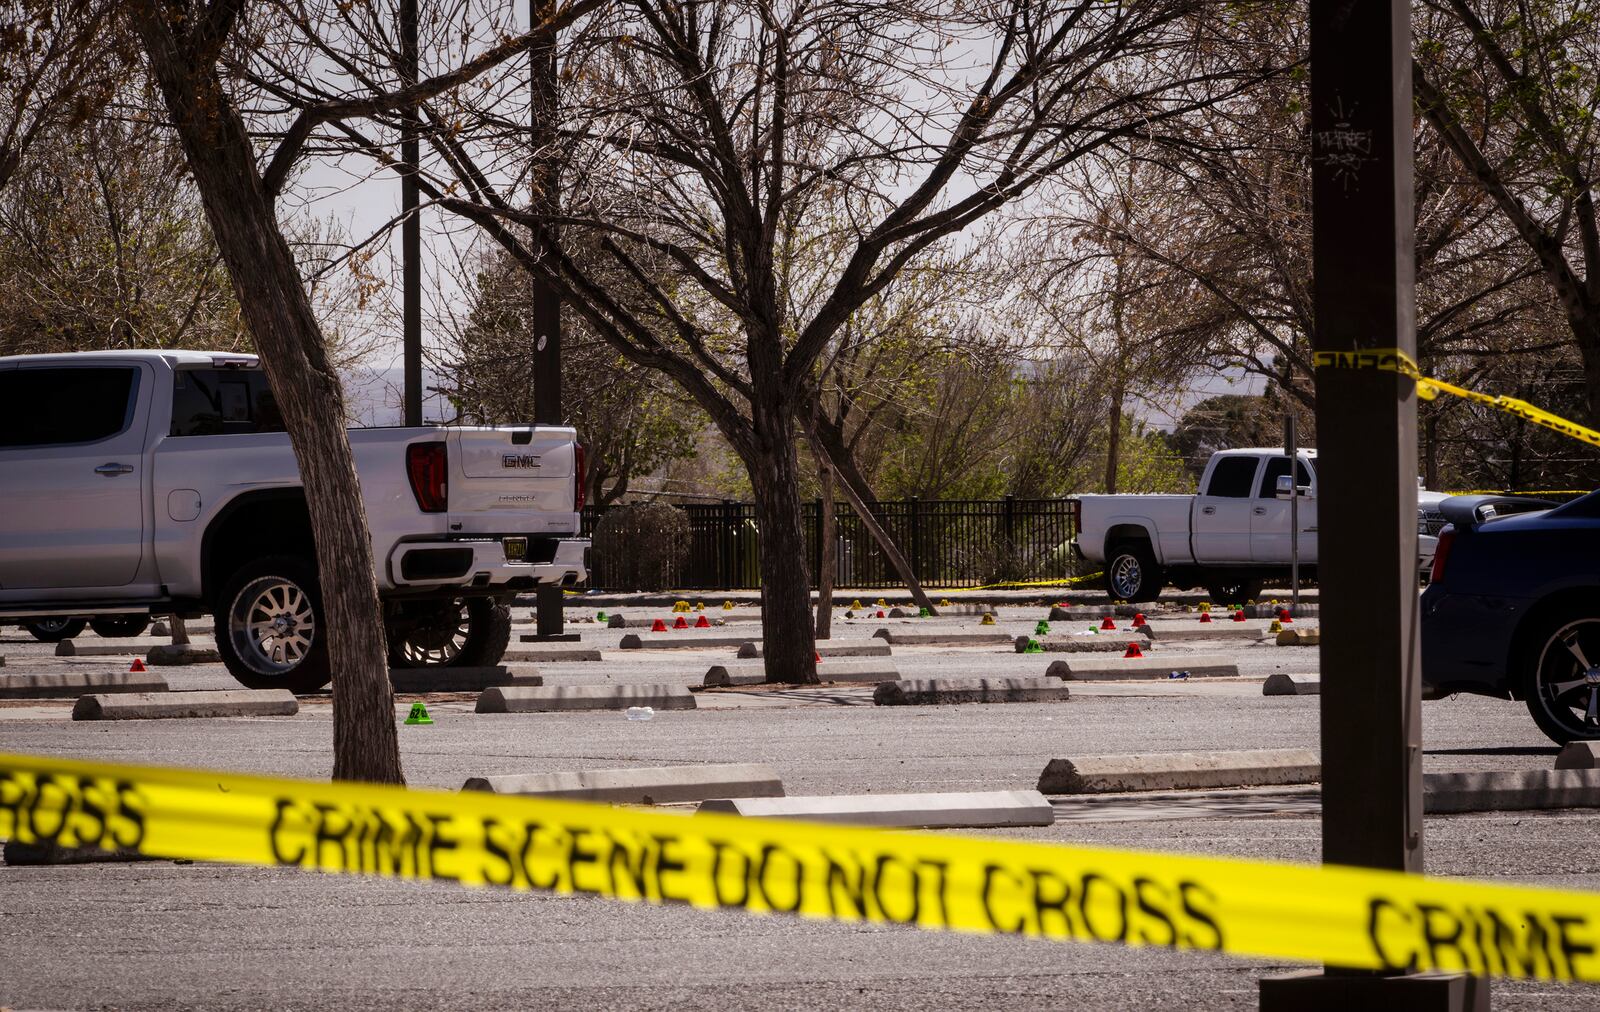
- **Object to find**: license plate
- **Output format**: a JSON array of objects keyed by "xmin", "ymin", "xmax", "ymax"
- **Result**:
[{"xmin": 503, "ymin": 537, "xmax": 528, "ymax": 562}]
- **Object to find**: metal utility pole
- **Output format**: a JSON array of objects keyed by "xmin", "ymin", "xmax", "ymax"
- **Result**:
[
  {"xmin": 400, "ymin": 0, "xmax": 422, "ymax": 428},
  {"xmin": 530, "ymin": 0, "xmax": 569, "ymax": 640},
  {"xmin": 1284, "ymin": 415, "xmax": 1300, "ymax": 612},
  {"xmin": 1259, "ymin": 2, "xmax": 1481, "ymax": 1007}
]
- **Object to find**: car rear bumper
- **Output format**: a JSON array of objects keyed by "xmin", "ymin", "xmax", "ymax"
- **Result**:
[
  {"xmin": 1420, "ymin": 584, "xmax": 1527, "ymax": 698},
  {"xmin": 387, "ymin": 537, "xmax": 588, "ymax": 591}
]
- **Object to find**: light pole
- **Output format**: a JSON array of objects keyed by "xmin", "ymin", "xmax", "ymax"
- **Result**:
[
  {"xmin": 529, "ymin": 0, "xmax": 570, "ymax": 640},
  {"xmin": 400, "ymin": 0, "xmax": 421, "ymax": 428},
  {"xmin": 1259, "ymin": 1, "xmax": 1483, "ymax": 1007}
]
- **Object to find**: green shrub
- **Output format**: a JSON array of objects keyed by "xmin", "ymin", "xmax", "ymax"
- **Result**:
[{"xmin": 593, "ymin": 502, "xmax": 690, "ymax": 591}]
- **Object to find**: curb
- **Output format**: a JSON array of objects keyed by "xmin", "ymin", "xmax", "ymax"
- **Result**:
[{"xmin": 1037, "ymin": 749, "xmax": 1321, "ymax": 794}]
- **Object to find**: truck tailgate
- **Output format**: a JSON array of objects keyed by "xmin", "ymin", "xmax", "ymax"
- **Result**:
[{"xmin": 447, "ymin": 426, "xmax": 580, "ymax": 529}]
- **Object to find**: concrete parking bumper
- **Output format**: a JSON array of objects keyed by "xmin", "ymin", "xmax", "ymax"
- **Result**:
[
  {"xmin": 1423, "ymin": 769, "xmax": 1600, "ymax": 813},
  {"xmin": 463, "ymin": 763, "xmax": 783, "ymax": 803},
  {"xmin": 873, "ymin": 676, "xmax": 1069, "ymax": 706},
  {"xmin": 72, "ymin": 689, "xmax": 298, "ymax": 720},
  {"xmin": 1037, "ymin": 749, "xmax": 1321, "ymax": 794},
  {"xmin": 1556, "ymin": 742, "xmax": 1600, "ymax": 769},
  {"xmin": 704, "ymin": 662, "xmax": 901, "ymax": 687},
  {"xmin": 871, "ymin": 629, "xmax": 1014, "ymax": 647},
  {"xmin": 1263, "ymin": 674, "xmax": 1320, "ymax": 695},
  {"xmin": 1015, "ymin": 635, "xmax": 1151, "ymax": 654},
  {"xmin": 698, "ymin": 789, "xmax": 1054, "ymax": 828},
  {"xmin": 476, "ymin": 683, "xmax": 697, "ymax": 713},
  {"xmin": 1044, "ymin": 655, "xmax": 1239, "ymax": 680},
  {"xmin": 389, "ymin": 667, "xmax": 543, "ymax": 693},
  {"xmin": 736, "ymin": 641, "xmax": 891, "ymax": 659},
  {"xmin": 145, "ymin": 644, "xmax": 222, "ymax": 665},
  {"xmin": 503, "ymin": 646, "xmax": 602, "ymax": 661},
  {"xmin": 55, "ymin": 640, "xmax": 151, "ymax": 657},
  {"xmin": 0, "ymin": 671, "xmax": 169, "ymax": 699},
  {"xmin": 1137, "ymin": 624, "xmax": 1277, "ymax": 642},
  {"xmin": 617, "ymin": 634, "xmax": 751, "ymax": 651}
]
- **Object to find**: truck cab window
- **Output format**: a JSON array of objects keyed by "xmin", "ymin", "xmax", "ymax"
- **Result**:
[
  {"xmin": 1258, "ymin": 457, "xmax": 1313, "ymax": 498},
  {"xmin": 170, "ymin": 369, "xmax": 286, "ymax": 436},
  {"xmin": 1203, "ymin": 456, "xmax": 1260, "ymax": 498},
  {"xmin": 0, "ymin": 367, "xmax": 139, "ymax": 447}
]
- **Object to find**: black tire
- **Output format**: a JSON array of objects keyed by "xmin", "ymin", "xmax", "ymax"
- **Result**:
[
  {"xmin": 386, "ymin": 598, "xmax": 512, "ymax": 668},
  {"xmin": 89, "ymin": 614, "xmax": 150, "ymax": 639},
  {"xmin": 22, "ymin": 617, "xmax": 86, "ymax": 642},
  {"xmin": 1521, "ymin": 603, "xmax": 1600, "ymax": 745},
  {"xmin": 1103, "ymin": 542, "xmax": 1163, "ymax": 602},
  {"xmin": 213, "ymin": 555, "xmax": 331, "ymax": 693},
  {"xmin": 1205, "ymin": 576, "xmax": 1264, "ymax": 606}
]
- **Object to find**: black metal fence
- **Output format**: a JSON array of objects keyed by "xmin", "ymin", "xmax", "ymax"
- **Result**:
[{"xmin": 580, "ymin": 497, "xmax": 1080, "ymax": 590}]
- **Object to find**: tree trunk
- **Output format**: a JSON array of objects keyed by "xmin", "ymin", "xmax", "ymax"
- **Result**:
[
  {"xmin": 1105, "ymin": 381, "xmax": 1124, "ymax": 494},
  {"xmin": 744, "ymin": 394, "xmax": 817, "ymax": 684},
  {"xmin": 1422, "ymin": 411, "xmax": 1440, "ymax": 490},
  {"xmin": 814, "ymin": 460, "xmax": 835, "ymax": 639},
  {"xmin": 134, "ymin": 7, "xmax": 404, "ymax": 784},
  {"xmin": 1576, "ymin": 313, "xmax": 1600, "ymax": 429},
  {"xmin": 806, "ymin": 419, "xmax": 937, "ymax": 615}
]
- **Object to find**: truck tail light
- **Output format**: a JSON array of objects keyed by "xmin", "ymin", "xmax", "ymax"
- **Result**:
[
  {"xmin": 1430, "ymin": 527, "xmax": 1455, "ymax": 584},
  {"xmin": 407, "ymin": 441, "xmax": 448, "ymax": 513},
  {"xmin": 574, "ymin": 444, "xmax": 587, "ymax": 512},
  {"xmin": 1067, "ymin": 497, "xmax": 1081, "ymax": 533}
]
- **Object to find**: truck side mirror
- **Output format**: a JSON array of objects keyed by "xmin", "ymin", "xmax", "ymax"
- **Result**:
[{"xmin": 1276, "ymin": 474, "xmax": 1313, "ymax": 500}]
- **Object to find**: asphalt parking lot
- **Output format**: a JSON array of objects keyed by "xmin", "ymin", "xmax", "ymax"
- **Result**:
[{"xmin": 3, "ymin": 594, "xmax": 1597, "ymax": 1010}]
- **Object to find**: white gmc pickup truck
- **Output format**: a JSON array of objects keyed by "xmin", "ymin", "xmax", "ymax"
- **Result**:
[
  {"xmin": 1072, "ymin": 448, "xmax": 1445, "ymax": 603},
  {"xmin": 0, "ymin": 350, "xmax": 588, "ymax": 691}
]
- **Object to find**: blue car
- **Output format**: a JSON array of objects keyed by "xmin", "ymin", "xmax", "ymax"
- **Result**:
[{"xmin": 1421, "ymin": 491, "xmax": 1600, "ymax": 744}]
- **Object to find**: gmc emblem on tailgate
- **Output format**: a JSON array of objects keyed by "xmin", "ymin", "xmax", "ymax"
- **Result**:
[{"xmin": 502, "ymin": 454, "xmax": 542, "ymax": 469}]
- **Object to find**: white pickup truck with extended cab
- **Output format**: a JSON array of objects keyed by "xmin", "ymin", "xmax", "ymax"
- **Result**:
[
  {"xmin": 0, "ymin": 350, "xmax": 588, "ymax": 691},
  {"xmin": 1071, "ymin": 448, "xmax": 1445, "ymax": 603}
]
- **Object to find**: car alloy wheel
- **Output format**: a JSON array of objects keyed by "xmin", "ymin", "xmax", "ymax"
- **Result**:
[
  {"xmin": 23, "ymin": 617, "xmax": 88, "ymax": 642},
  {"xmin": 228, "ymin": 575, "xmax": 317, "ymax": 675},
  {"xmin": 1530, "ymin": 618, "xmax": 1600, "ymax": 741},
  {"xmin": 1110, "ymin": 554, "xmax": 1144, "ymax": 600},
  {"xmin": 393, "ymin": 600, "xmax": 471, "ymax": 666}
]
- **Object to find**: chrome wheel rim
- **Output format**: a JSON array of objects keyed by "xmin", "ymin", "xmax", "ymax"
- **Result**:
[
  {"xmin": 1110, "ymin": 555, "xmax": 1142, "ymax": 599},
  {"xmin": 396, "ymin": 600, "xmax": 469, "ymax": 666},
  {"xmin": 229, "ymin": 575, "xmax": 316, "ymax": 675},
  {"xmin": 1533, "ymin": 618, "xmax": 1600, "ymax": 739}
]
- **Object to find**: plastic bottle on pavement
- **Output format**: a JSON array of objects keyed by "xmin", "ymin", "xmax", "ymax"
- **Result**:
[{"xmin": 626, "ymin": 706, "xmax": 655, "ymax": 721}]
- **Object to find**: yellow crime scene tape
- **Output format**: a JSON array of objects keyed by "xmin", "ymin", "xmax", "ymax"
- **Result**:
[
  {"xmin": 1314, "ymin": 348, "xmax": 1600, "ymax": 451},
  {"xmin": 934, "ymin": 573, "xmax": 1104, "ymax": 594},
  {"xmin": 4, "ymin": 750, "xmax": 1600, "ymax": 983}
]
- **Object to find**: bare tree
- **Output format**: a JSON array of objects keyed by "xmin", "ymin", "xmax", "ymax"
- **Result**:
[
  {"xmin": 1415, "ymin": 0, "xmax": 1600, "ymax": 425},
  {"xmin": 433, "ymin": 248, "xmax": 699, "ymax": 505},
  {"xmin": 0, "ymin": 112, "xmax": 246, "ymax": 355},
  {"xmin": 0, "ymin": 1, "xmax": 127, "ymax": 193},
  {"xmin": 217, "ymin": 0, "xmax": 1262, "ymax": 681},
  {"xmin": 1060, "ymin": 2, "xmax": 1553, "ymax": 425},
  {"xmin": 339, "ymin": 1, "xmax": 1249, "ymax": 682},
  {"xmin": 124, "ymin": 0, "xmax": 596, "ymax": 780},
  {"xmin": 129, "ymin": 0, "xmax": 408, "ymax": 783}
]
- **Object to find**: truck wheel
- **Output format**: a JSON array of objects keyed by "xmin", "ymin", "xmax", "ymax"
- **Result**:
[
  {"xmin": 214, "ymin": 556, "xmax": 331, "ymax": 693},
  {"xmin": 1205, "ymin": 577, "xmax": 1264, "ymax": 606},
  {"xmin": 89, "ymin": 615, "xmax": 150, "ymax": 639},
  {"xmin": 1521, "ymin": 604, "xmax": 1600, "ymax": 745},
  {"xmin": 1104, "ymin": 543, "xmax": 1163, "ymax": 602},
  {"xmin": 22, "ymin": 617, "xmax": 86, "ymax": 642},
  {"xmin": 387, "ymin": 598, "xmax": 512, "ymax": 668}
]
